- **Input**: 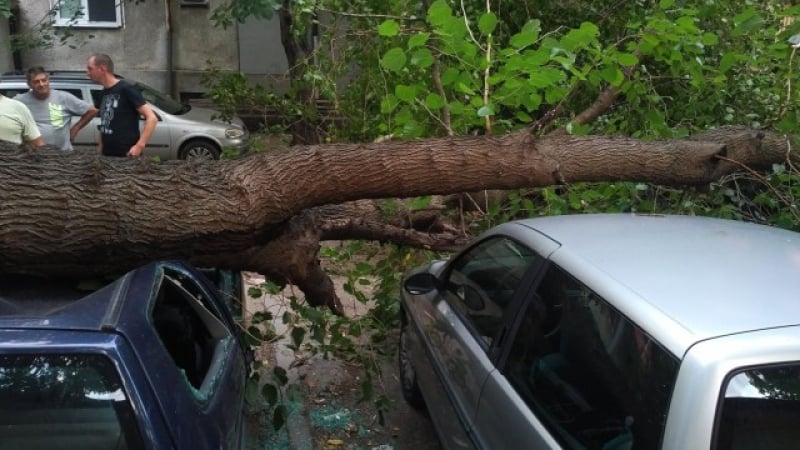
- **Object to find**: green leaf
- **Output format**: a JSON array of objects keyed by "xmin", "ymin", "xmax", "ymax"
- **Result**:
[
  {"xmin": 718, "ymin": 52, "xmax": 738, "ymax": 73},
  {"xmin": 410, "ymin": 48, "xmax": 434, "ymax": 68},
  {"xmin": 510, "ymin": 20, "xmax": 541, "ymax": 49},
  {"xmin": 272, "ymin": 405, "xmax": 287, "ymax": 431},
  {"xmin": 261, "ymin": 383, "xmax": 279, "ymax": 405},
  {"xmin": 427, "ymin": 0, "xmax": 452, "ymax": 27},
  {"xmin": 425, "ymin": 93, "xmax": 445, "ymax": 109},
  {"xmin": 659, "ymin": 0, "xmax": 674, "ymax": 8},
  {"xmin": 478, "ymin": 12, "xmax": 498, "ymax": 36},
  {"xmin": 601, "ymin": 65, "xmax": 624, "ymax": 85},
  {"xmin": 616, "ymin": 52, "xmax": 639, "ymax": 67},
  {"xmin": 732, "ymin": 8, "xmax": 764, "ymax": 37},
  {"xmin": 529, "ymin": 67, "xmax": 565, "ymax": 88},
  {"xmin": 408, "ymin": 32, "xmax": 430, "ymax": 49},
  {"xmin": 291, "ymin": 326, "xmax": 306, "ymax": 349},
  {"xmin": 380, "ymin": 47, "xmax": 407, "ymax": 72},
  {"xmin": 440, "ymin": 68, "xmax": 460, "ymax": 86},
  {"xmin": 456, "ymin": 81, "xmax": 476, "ymax": 95},
  {"xmin": 395, "ymin": 84, "xmax": 417, "ymax": 102},
  {"xmin": 273, "ymin": 366, "xmax": 288, "ymax": 385},
  {"xmin": 562, "ymin": 22, "xmax": 599, "ymax": 51},
  {"xmin": 477, "ymin": 105, "xmax": 494, "ymax": 117},
  {"xmin": 378, "ymin": 20, "xmax": 400, "ymax": 37},
  {"xmin": 380, "ymin": 94, "xmax": 399, "ymax": 113}
]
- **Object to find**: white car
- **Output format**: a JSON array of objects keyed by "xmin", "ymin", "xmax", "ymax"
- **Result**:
[
  {"xmin": 400, "ymin": 213, "xmax": 800, "ymax": 450},
  {"xmin": 0, "ymin": 71, "xmax": 249, "ymax": 160}
]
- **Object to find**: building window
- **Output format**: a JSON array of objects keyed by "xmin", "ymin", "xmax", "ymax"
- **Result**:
[{"xmin": 50, "ymin": 0, "xmax": 123, "ymax": 28}]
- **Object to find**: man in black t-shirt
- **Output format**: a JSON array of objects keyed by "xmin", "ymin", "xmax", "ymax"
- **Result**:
[{"xmin": 86, "ymin": 53, "xmax": 157, "ymax": 157}]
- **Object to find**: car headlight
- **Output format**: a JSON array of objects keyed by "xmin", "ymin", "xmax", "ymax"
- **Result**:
[{"xmin": 225, "ymin": 128, "xmax": 245, "ymax": 139}]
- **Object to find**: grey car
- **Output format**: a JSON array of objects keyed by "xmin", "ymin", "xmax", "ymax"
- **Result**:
[
  {"xmin": 400, "ymin": 213, "xmax": 800, "ymax": 450},
  {"xmin": 0, "ymin": 71, "xmax": 249, "ymax": 160}
]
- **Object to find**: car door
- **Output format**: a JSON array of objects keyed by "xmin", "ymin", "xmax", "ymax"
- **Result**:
[
  {"xmin": 67, "ymin": 86, "xmax": 99, "ymax": 149},
  {"xmin": 121, "ymin": 263, "xmax": 248, "ymax": 450},
  {"xmin": 479, "ymin": 262, "xmax": 680, "ymax": 450},
  {"xmin": 413, "ymin": 236, "xmax": 543, "ymax": 449},
  {"xmin": 140, "ymin": 106, "xmax": 173, "ymax": 160}
]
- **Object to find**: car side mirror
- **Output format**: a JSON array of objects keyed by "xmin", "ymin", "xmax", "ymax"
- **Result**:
[{"xmin": 403, "ymin": 272, "xmax": 439, "ymax": 295}]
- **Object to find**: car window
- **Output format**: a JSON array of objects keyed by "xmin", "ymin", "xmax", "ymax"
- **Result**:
[
  {"xmin": 132, "ymin": 81, "xmax": 185, "ymax": 115},
  {"xmin": 90, "ymin": 88, "xmax": 103, "ymax": 108},
  {"xmin": 443, "ymin": 236, "xmax": 537, "ymax": 345},
  {"xmin": 504, "ymin": 264, "xmax": 679, "ymax": 450},
  {"xmin": 151, "ymin": 267, "xmax": 233, "ymax": 395},
  {"xmin": 0, "ymin": 88, "xmax": 27, "ymax": 98},
  {"xmin": 60, "ymin": 88, "xmax": 85, "ymax": 100},
  {"xmin": 714, "ymin": 364, "xmax": 800, "ymax": 450},
  {"xmin": 0, "ymin": 353, "xmax": 144, "ymax": 450}
]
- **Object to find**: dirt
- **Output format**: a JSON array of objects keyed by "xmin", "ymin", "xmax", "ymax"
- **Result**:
[{"xmin": 242, "ymin": 271, "xmax": 442, "ymax": 450}]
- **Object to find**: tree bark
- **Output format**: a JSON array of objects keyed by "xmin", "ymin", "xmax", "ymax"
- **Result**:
[{"xmin": 0, "ymin": 127, "xmax": 792, "ymax": 281}]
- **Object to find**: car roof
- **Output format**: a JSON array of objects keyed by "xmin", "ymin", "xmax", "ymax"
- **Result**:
[
  {"xmin": 0, "ymin": 273, "xmax": 130, "ymax": 331},
  {"xmin": 503, "ymin": 214, "xmax": 800, "ymax": 356}
]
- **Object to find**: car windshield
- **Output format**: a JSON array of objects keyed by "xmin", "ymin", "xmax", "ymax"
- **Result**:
[
  {"xmin": 0, "ymin": 353, "xmax": 144, "ymax": 450},
  {"xmin": 132, "ymin": 80, "xmax": 188, "ymax": 115},
  {"xmin": 714, "ymin": 364, "xmax": 800, "ymax": 450}
]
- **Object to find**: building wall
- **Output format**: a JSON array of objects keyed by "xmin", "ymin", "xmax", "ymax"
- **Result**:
[
  {"xmin": 0, "ymin": 17, "xmax": 12, "ymax": 73},
  {"xmin": 10, "ymin": 0, "xmax": 296, "ymax": 104},
  {"xmin": 170, "ymin": 1, "xmax": 239, "ymax": 98}
]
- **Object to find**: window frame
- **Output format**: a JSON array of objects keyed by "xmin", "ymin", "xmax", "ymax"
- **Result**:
[
  {"xmin": 502, "ymin": 262, "xmax": 681, "ymax": 450},
  {"xmin": 151, "ymin": 267, "xmax": 235, "ymax": 396},
  {"xmin": 712, "ymin": 362, "xmax": 800, "ymax": 450},
  {"xmin": 50, "ymin": 0, "xmax": 123, "ymax": 28},
  {"xmin": 440, "ymin": 236, "xmax": 542, "ymax": 352}
]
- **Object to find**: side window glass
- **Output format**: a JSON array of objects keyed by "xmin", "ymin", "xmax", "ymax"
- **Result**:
[
  {"xmin": 504, "ymin": 264, "xmax": 679, "ymax": 450},
  {"xmin": 0, "ymin": 88, "xmax": 27, "ymax": 98},
  {"xmin": 444, "ymin": 237, "xmax": 537, "ymax": 345},
  {"xmin": 151, "ymin": 267, "xmax": 232, "ymax": 394},
  {"xmin": 90, "ymin": 89, "xmax": 103, "ymax": 108},
  {"xmin": 714, "ymin": 364, "xmax": 800, "ymax": 450}
]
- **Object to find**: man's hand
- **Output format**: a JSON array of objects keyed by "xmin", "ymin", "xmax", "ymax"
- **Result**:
[{"xmin": 127, "ymin": 143, "xmax": 145, "ymax": 158}]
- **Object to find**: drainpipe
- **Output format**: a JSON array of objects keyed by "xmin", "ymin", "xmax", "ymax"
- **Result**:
[{"xmin": 165, "ymin": 0, "xmax": 176, "ymax": 99}]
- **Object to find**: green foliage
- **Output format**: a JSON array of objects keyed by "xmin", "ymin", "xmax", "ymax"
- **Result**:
[{"xmin": 210, "ymin": 0, "xmax": 282, "ymax": 29}]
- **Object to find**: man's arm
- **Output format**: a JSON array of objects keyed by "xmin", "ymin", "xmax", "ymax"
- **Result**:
[
  {"xmin": 27, "ymin": 136, "xmax": 44, "ymax": 146},
  {"xmin": 128, "ymin": 103, "xmax": 157, "ymax": 157},
  {"xmin": 69, "ymin": 106, "xmax": 98, "ymax": 141}
]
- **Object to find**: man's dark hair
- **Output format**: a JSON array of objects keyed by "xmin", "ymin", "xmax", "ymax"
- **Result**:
[
  {"xmin": 90, "ymin": 53, "xmax": 114, "ymax": 73},
  {"xmin": 25, "ymin": 66, "xmax": 47, "ymax": 82}
]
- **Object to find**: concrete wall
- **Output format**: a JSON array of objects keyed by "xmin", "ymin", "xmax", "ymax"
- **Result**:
[
  {"xmin": 11, "ymin": 1, "xmax": 289, "ymax": 98},
  {"xmin": 170, "ymin": 1, "xmax": 239, "ymax": 97},
  {"xmin": 16, "ymin": 0, "xmax": 170, "ymax": 91},
  {"xmin": 0, "ymin": 16, "xmax": 12, "ymax": 73}
]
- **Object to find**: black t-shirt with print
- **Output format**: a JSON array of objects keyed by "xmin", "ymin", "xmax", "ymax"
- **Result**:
[{"xmin": 98, "ymin": 80, "xmax": 146, "ymax": 157}]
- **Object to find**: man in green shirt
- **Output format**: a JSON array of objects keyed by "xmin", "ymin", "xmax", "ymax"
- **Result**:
[{"xmin": 0, "ymin": 93, "xmax": 44, "ymax": 146}]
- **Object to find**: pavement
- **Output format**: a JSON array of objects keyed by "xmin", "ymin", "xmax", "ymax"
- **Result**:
[{"xmin": 240, "ymin": 273, "xmax": 442, "ymax": 450}]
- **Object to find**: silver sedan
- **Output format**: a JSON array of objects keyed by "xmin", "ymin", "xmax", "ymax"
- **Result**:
[{"xmin": 400, "ymin": 213, "xmax": 800, "ymax": 450}]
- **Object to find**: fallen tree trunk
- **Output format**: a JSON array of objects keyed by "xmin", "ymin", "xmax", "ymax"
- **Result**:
[{"xmin": 0, "ymin": 127, "xmax": 793, "ymax": 306}]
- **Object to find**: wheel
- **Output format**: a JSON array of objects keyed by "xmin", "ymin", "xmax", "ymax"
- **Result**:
[
  {"xmin": 399, "ymin": 319, "xmax": 425, "ymax": 410},
  {"xmin": 179, "ymin": 139, "xmax": 220, "ymax": 160}
]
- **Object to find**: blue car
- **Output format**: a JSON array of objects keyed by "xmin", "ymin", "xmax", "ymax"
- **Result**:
[{"xmin": 0, "ymin": 261, "xmax": 249, "ymax": 450}]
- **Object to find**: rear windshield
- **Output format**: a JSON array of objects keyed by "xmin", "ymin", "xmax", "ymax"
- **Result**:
[
  {"xmin": 714, "ymin": 364, "xmax": 800, "ymax": 450},
  {"xmin": 132, "ymin": 81, "xmax": 186, "ymax": 115},
  {"xmin": 0, "ymin": 353, "xmax": 144, "ymax": 450},
  {"xmin": 87, "ymin": 79, "xmax": 187, "ymax": 115}
]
